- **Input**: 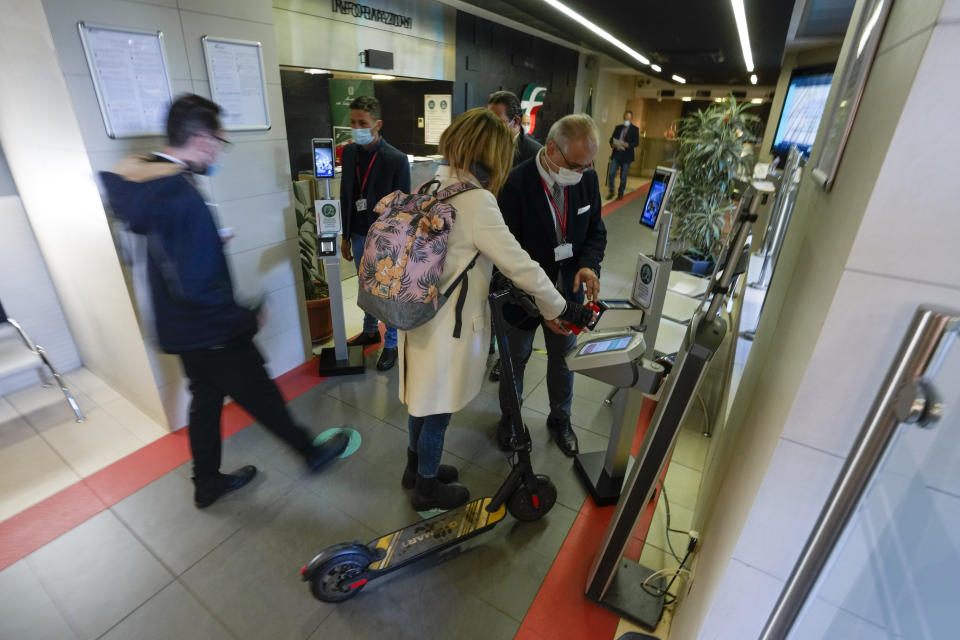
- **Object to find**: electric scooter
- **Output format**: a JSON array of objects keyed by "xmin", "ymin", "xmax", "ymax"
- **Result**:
[{"xmin": 300, "ymin": 277, "xmax": 585, "ymax": 602}]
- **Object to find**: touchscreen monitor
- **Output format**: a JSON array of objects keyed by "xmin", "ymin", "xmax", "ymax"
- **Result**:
[
  {"xmin": 312, "ymin": 138, "xmax": 334, "ymax": 179},
  {"xmin": 578, "ymin": 336, "xmax": 632, "ymax": 355},
  {"xmin": 640, "ymin": 167, "xmax": 675, "ymax": 229}
]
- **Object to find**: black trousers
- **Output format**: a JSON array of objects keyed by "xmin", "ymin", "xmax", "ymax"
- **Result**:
[{"xmin": 179, "ymin": 339, "xmax": 313, "ymax": 481}]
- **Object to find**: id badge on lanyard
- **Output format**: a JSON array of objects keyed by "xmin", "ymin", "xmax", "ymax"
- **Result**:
[
  {"xmin": 355, "ymin": 151, "xmax": 378, "ymax": 212},
  {"xmin": 542, "ymin": 179, "xmax": 573, "ymax": 262}
]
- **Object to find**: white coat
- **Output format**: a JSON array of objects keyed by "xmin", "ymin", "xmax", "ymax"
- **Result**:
[{"xmin": 399, "ymin": 165, "xmax": 567, "ymax": 417}]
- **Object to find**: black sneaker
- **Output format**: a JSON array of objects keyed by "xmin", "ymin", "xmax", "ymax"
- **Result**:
[
  {"xmin": 488, "ymin": 358, "xmax": 502, "ymax": 382},
  {"xmin": 193, "ymin": 465, "xmax": 257, "ymax": 509},
  {"xmin": 347, "ymin": 331, "xmax": 381, "ymax": 347},
  {"xmin": 547, "ymin": 416, "xmax": 579, "ymax": 457},
  {"xmin": 376, "ymin": 347, "xmax": 398, "ymax": 371},
  {"xmin": 305, "ymin": 432, "xmax": 349, "ymax": 472}
]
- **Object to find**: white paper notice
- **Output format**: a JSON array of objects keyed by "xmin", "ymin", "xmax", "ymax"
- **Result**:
[
  {"xmin": 203, "ymin": 38, "xmax": 269, "ymax": 130},
  {"xmin": 80, "ymin": 24, "xmax": 173, "ymax": 138},
  {"xmin": 424, "ymin": 94, "xmax": 451, "ymax": 145}
]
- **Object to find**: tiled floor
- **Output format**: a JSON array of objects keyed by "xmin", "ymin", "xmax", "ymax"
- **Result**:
[
  {"xmin": 0, "ymin": 190, "xmax": 717, "ymax": 639},
  {"xmin": 0, "ymin": 369, "xmax": 167, "ymax": 521}
]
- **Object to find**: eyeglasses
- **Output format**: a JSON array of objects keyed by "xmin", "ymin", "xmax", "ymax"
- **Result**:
[
  {"xmin": 209, "ymin": 132, "xmax": 232, "ymax": 147},
  {"xmin": 556, "ymin": 144, "xmax": 585, "ymax": 173}
]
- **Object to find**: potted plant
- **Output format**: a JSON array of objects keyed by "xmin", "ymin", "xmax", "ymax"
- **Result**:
[
  {"xmin": 669, "ymin": 95, "xmax": 759, "ymax": 274},
  {"xmin": 293, "ymin": 179, "xmax": 333, "ymax": 342}
]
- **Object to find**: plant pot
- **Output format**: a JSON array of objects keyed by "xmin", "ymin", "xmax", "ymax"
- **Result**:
[
  {"xmin": 306, "ymin": 297, "xmax": 333, "ymax": 343},
  {"xmin": 673, "ymin": 254, "xmax": 715, "ymax": 276}
]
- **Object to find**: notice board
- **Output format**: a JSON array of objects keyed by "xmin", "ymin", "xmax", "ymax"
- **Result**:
[
  {"xmin": 201, "ymin": 36, "xmax": 270, "ymax": 131},
  {"xmin": 424, "ymin": 94, "xmax": 451, "ymax": 145},
  {"xmin": 78, "ymin": 22, "xmax": 174, "ymax": 138}
]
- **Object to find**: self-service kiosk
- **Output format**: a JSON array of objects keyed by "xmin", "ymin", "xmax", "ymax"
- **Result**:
[{"xmin": 565, "ymin": 167, "xmax": 677, "ymax": 506}]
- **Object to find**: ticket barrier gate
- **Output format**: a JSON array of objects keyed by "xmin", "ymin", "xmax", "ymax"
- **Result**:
[{"xmin": 582, "ymin": 184, "xmax": 762, "ymax": 630}]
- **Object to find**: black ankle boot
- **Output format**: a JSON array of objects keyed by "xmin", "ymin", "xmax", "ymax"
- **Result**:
[
  {"xmin": 411, "ymin": 475, "xmax": 469, "ymax": 511},
  {"xmin": 402, "ymin": 449, "xmax": 459, "ymax": 489}
]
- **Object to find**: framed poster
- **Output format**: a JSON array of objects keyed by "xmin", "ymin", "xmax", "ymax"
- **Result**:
[
  {"xmin": 201, "ymin": 36, "xmax": 270, "ymax": 131},
  {"xmin": 78, "ymin": 22, "xmax": 174, "ymax": 138},
  {"xmin": 810, "ymin": 0, "xmax": 893, "ymax": 190},
  {"xmin": 424, "ymin": 94, "xmax": 451, "ymax": 145}
]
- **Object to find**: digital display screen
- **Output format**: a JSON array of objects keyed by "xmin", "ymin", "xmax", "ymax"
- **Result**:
[
  {"xmin": 640, "ymin": 170, "xmax": 670, "ymax": 228},
  {"xmin": 579, "ymin": 336, "xmax": 632, "ymax": 355},
  {"xmin": 602, "ymin": 300, "xmax": 637, "ymax": 310},
  {"xmin": 313, "ymin": 139, "xmax": 334, "ymax": 178},
  {"xmin": 772, "ymin": 71, "xmax": 833, "ymax": 159}
]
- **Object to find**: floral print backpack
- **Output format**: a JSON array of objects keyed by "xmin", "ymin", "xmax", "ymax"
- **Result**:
[{"xmin": 357, "ymin": 180, "xmax": 479, "ymax": 337}]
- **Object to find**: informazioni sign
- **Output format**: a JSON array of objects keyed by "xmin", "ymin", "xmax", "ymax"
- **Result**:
[{"xmin": 332, "ymin": 1, "xmax": 413, "ymax": 29}]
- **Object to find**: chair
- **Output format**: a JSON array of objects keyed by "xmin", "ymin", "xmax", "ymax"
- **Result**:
[{"xmin": 0, "ymin": 299, "xmax": 84, "ymax": 422}]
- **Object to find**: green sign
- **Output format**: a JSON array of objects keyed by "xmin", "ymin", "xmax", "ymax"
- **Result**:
[{"xmin": 329, "ymin": 78, "xmax": 375, "ymax": 128}]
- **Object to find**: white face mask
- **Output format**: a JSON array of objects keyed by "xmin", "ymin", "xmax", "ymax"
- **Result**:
[
  {"xmin": 545, "ymin": 149, "xmax": 583, "ymax": 186},
  {"xmin": 624, "ymin": 120, "xmax": 631, "ymax": 127}
]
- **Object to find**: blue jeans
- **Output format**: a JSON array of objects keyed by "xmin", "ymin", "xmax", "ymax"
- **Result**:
[
  {"xmin": 498, "ymin": 323, "xmax": 577, "ymax": 425},
  {"xmin": 607, "ymin": 158, "xmax": 631, "ymax": 196},
  {"xmin": 351, "ymin": 233, "xmax": 397, "ymax": 348},
  {"xmin": 408, "ymin": 413, "xmax": 452, "ymax": 477}
]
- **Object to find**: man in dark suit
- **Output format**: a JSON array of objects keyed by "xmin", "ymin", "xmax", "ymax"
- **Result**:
[
  {"xmin": 496, "ymin": 114, "xmax": 607, "ymax": 456},
  {"xmin": 487, "ymin": 90, "xmax": 542, "ymax": 165},
  {"xmin": 339, "ymin": 96, "xmax": 411, "ymax": 371},
  {"xmin": 486, "ymin": 90, "xmax": 544, "ymax": 383},
  {"xmin": 607, "ymin": 110, "xmax": 641, "ymax": 200}
]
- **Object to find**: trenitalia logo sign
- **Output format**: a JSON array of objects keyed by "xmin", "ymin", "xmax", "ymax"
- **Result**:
[
  {"xmin": 521, "ymin": 85, "xmax": 546, "ymax": 135},
  {"xmin": 332, "ymin": 0, "xmax": 413, "ymax": 29}
]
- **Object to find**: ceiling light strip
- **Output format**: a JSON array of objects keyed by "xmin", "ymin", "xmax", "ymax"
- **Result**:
[
  {"xmin": 671, "ymin": 74, "xmax": 686, "ymax": 84},
  {"xmin": 541, "ymin": 0, "xmax": 650, "ymax": 66},
  {"xmin": 730, "ymin": 0, "xmax": 755, "ymax": 72}
]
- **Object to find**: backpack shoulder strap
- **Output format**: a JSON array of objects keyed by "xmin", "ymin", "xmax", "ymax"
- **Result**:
[
  {"xmin": 443, "ymin": 251, "xmax": 481, "ymax": 339},
  {"xmin": 435, "ymin": 182, "xmax": 479, "ymax": 201}
]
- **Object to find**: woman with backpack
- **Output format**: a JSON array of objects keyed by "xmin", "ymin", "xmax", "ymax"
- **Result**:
[{"xmin": 396, "ymin": 108, "xmax": 593, "ymax": 511}]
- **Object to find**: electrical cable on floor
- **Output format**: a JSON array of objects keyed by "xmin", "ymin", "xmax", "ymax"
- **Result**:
[
  {"xmin": 659, "ymin": 482, "xmax": 685, "ymax": 564},
  {"xmin": 695, "ymin": 392, "xmax": 711, "ymax": 436}
]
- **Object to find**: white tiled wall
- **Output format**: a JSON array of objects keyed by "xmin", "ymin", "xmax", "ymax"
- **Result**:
[
  {"xmin": 693, "ymin": 5, "xmax": 960, "ymax": 638},
  {"xmin": 38, "ymin": 0, "xmax": 308, "ymax": 428}
]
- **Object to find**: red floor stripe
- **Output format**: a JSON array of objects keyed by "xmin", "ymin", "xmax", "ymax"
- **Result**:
[
  {"xmin": 520, "ymin": 395, "xmax": 663, "ymax": 640},
  {"xmin": 0, "ymin": 356, "xmax": 331, "ymax": 572},
  {"xmin": 601, "ymin": 181, "xmax": 651, "ymax": 218}
]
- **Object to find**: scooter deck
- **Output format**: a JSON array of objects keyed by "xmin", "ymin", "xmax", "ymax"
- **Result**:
[{"xmin": 367, "ymin": 497, "xmax": 507, "ymax": 571}]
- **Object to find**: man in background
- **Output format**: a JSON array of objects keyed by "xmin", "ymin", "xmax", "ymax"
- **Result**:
[
  {"xmin": 339, "ymin": 95, "xmax": 411, "ymax": 371},
  {"xmin": 486, "ymin": 90, "xmax": 544, "ymax": 382},
  {"xmin": 607, "ymin": 110, "xmax": 640, "ymax": 200},
  {"xmin": 488, "ymin": 90, "xmax": 542, "ymax": 165},
  {"xmin": 100, "ymin": 94, "xmax": 348, "ymax": 509}
]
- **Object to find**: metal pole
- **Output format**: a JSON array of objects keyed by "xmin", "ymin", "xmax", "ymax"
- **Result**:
[
  {"xmin": 750, "ymin": 147, "xmax": 800, "ymax": 288},
  {"xmin": 758, "ymin": 306, "xmax": 959, "ymax": 639}
]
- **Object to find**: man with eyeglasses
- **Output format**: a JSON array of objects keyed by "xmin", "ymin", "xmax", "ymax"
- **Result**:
[
  {"xmin": 100, "ymin": 94, "xmax": 348, "ymax": 509},
  {"xmin": 495, "ymin": 114, "xmax": 607, "ymax": 457}
]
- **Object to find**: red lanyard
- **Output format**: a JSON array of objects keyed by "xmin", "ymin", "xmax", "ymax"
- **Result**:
[
  {"xmin": 356, "ymin": 151, "xmax": 379, "ymax": 195},
  {"xmin": 540, "ymin": 177, "xmax": 568, "ymax": 239}
]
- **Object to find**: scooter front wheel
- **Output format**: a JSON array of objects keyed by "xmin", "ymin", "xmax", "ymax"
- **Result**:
[
  {"xmin": 508, "ymin": 475, "xmax": 557, "ymax": 522},
  {"xmin": 309, "ymin": 551, "xmax": 374, "ymax": 602}
]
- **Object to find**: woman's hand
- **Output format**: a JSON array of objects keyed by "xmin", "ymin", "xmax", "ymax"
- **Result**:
[{"xmin": 544, "ymin": 317, "xmax": 572, "ymax": 336}]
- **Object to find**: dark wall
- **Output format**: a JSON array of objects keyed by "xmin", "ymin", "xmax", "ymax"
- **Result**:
[
  {"xmin": 454, "ymin": 11, "xmax": 579, "ymax": 143},
  {"xmin": 280, "ymin": 70, "xmax": 332, "ymax": 178},
  {"xmin": 373, "ymin": 79, "xmax": 454, "ymax": 156}
]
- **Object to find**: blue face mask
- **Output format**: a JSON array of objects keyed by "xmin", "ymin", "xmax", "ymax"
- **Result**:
[
  {"xmin": 202, "ymin": 163, "xmax": 220, "ymax": 176},
  {"xmin": 352, "ymin": 128, "xmax": 375, "ymax": 146}
]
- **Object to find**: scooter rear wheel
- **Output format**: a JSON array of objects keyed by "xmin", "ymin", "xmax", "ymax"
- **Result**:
[
  {"xmin": 309, "ymin": 551, "xmax": 373, "ymax": 602},
  {"xmin": 508, "ymin": 475, "xmax": 557, "ymax": 522}
]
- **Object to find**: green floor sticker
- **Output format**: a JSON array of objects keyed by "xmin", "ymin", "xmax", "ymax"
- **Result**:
[{"xmin": 313, "ymin": 427, "xmax": 361, "ymax": 458}]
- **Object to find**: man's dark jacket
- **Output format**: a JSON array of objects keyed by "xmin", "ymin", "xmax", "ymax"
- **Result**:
[
  {"xmin": 498, "ymin": 156, "xmax": 606, "ymax": 302},
  {"xmin": 339, "ymin": 138, "xmax": 410, "ymax": 237},
  {"xmin": 99, "ymin": 156, "xmax": 256, "ymax": 353},
  {"xmin": 609, "ymin": 123, "xmax": 641, "ymax": 163},
  {"xmin": 515, "ymin": 130, "xmax": 542, "ymax": 166}
]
